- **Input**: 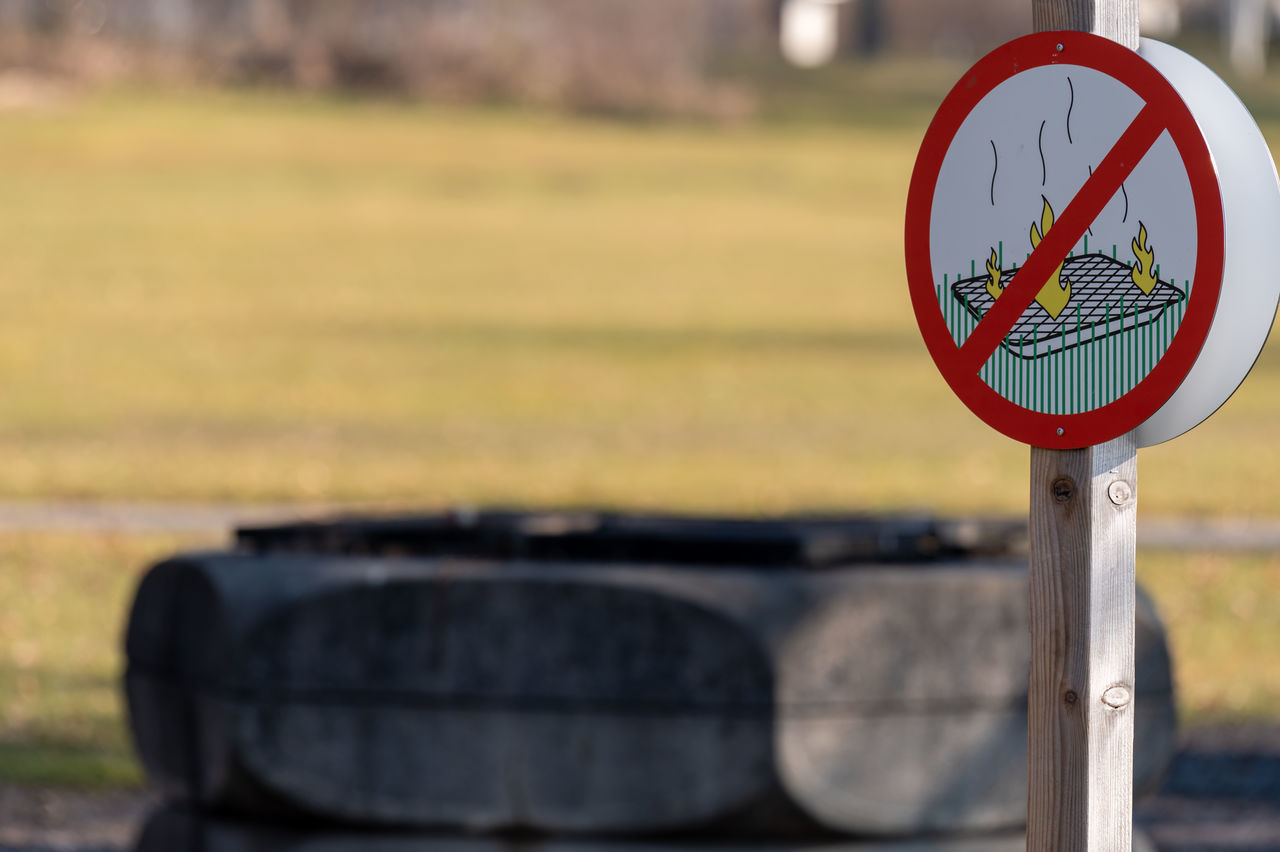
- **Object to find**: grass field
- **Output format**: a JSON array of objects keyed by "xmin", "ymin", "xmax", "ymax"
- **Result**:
[
  {"xmin": 0, "ymin": 532, "xmax": 210, "ymax": 786},
  {"xmin": 0, "ymin": 62, "xmax": 1279, "ymax": 785},
  {"xmin": 0, "ymin": 81, "xmax": 1277, "ymax": 515}
]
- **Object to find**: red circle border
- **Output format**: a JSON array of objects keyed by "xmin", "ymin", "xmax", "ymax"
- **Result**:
[{"xmin": 904, "ymin": 31, "xmax": 1225, "ymax": 449}]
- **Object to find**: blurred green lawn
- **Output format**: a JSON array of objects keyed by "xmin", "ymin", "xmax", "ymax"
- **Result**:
[
  {"xmin": 0, "ymin": 532, "xmax": 205, "ymax": 786},
  {"xmin": 0, "ymin": 83, "xmax": 1277, "ymax": 514},
  {"xmin": 0, "ymin": 71, "xmax": 1279, "ymax": 786}
]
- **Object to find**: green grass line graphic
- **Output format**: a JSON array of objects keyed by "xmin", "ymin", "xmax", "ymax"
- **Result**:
[{"xmin": 935, "ymin": 274, "xmax": 1185, "ymax": 415}]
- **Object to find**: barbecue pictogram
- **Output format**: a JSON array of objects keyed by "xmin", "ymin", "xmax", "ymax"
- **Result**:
[
  {"xmin": 908, "ymin": 31, "xmax": 1280, "ymax": 451},
  {"xmin": 920, "ymin": 49, "xmax": 1205, "ymax": 418},
  {"xmin": 948, "ymin": 205, "xmax": 1186, "ymax": 363}
]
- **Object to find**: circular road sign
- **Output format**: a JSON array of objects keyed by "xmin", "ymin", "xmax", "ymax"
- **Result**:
[{"xmin": 905, "ymin": 31, "xmax": 1280, "ymax": 449}]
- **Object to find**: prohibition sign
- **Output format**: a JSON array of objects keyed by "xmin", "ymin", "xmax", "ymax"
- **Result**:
[{"xmin": 905, "ymin": 31, "xmax": 1224, "ymax": 449}]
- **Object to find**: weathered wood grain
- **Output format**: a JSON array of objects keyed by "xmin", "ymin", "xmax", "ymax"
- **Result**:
[
  {"xmin": 1033, "ymin": 0, "xmax": 1140, "ymax": 50},
  {"xmin": 1028, "ymin": 436, "xmax": 1138, "ymax": 851},
  {"xmin": 1027, "ymin": 4, "xmax": 1141, "ymax": 848}
]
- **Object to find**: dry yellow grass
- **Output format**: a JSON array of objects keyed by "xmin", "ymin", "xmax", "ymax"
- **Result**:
[
  {"xmin": 0, "ymin": 531, "xmax": 214, "ymax": 786},
  {"xmin": 1139, "ymin": 550, "xmax": 1280, "ymax": 721},
  {"xmin": 0, "ymin": 87, "xmax": 1274, "ymax": 516}
]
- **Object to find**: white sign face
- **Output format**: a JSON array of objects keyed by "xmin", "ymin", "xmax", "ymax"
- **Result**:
[
  {"xmin": 930, "ymin": 63, "xmax": 1200, "ymax": 420},
  {"xmin": 905, "ymin": 33, "xmax": 1280, "ymax": 448}
]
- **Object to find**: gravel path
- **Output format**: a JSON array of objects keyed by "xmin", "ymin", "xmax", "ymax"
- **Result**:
[
  {"xmin": 1, "ymin": 725, "xmax": 1277, "ymax": 852},
  {"xmin": 1137, "ymin": 723, "xmax": 1280, "ymax": 851},
  {"xmin": 0, "ymin": 500, "xmax": 342, "ymax": 534},
  {"xmin": 0, "ymin": 786, "xmax": 156, "ymax": 851},
  {"xmin": 0, "ymin": 499, "xmax": 1276, "ymax": 553}
]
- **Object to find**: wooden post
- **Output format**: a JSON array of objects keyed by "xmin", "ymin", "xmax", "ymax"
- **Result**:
[
  {"xmin": 1032, "ymin": 0, "xmax": 1139, "ymax": 50},
  {"xmin": 1028, "ymin": 9, "xmax": 1140, "ymax": 852},
  {"xmin": 1028, "ymin": 437, "xmax": 1137, "ymax": 850}
]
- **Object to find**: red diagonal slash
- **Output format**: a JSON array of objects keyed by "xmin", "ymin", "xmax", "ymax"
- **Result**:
[{"xmin": 956, "ymin": 102, "xmax": 1167, "ymax": 374}]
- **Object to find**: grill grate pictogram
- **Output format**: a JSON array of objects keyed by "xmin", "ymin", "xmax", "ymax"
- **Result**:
[{"xmin": 950, "ymin": 253, "xmax": 1185, "ymax": 360}]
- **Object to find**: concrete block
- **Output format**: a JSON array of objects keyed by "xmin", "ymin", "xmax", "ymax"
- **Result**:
[{"xmin": 125, "ymin": 543, "xmax": 1176, "ymax": 835}]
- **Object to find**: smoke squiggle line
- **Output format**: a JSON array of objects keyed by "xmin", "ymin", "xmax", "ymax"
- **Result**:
[
  {"xmin": 989, "ymin": 140, "xmax": 998, "ymax": 206},
  {"xmin": 1066, "ymin": 78, "xmax": 1075, "ymax": 144},
  {"xmin": 1038, "ymin": 119, "xmax": 1047, "ymax": 186}
]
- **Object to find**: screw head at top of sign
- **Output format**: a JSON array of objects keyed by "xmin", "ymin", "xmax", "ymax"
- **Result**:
[{"xmin": 905, "ymin": 31, "xmax": 1280, "ymax": 449}]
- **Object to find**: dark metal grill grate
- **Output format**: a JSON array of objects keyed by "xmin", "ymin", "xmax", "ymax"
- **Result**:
[{"xmin": 950, "ymin": 253, "xmax": 1185, "ymax": 359}]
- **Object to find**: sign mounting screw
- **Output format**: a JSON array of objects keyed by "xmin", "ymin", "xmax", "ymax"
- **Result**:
[
  {"xmin": 1108, "ymin": 480, "xmax": 1133, "ymax": 506},
  {"xmin": 1052, "ymin": 478, "xmax": 1075, "ymax": 503},
  {"xmin": 1102, "ymin": 685, "xmax": 1132, "ymax": 708}
]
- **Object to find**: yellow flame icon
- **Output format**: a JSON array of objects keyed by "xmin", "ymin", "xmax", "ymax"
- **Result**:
[
  {"xmin": 1029, "ymin": 196, "xmax": 1071, "ymax": 319},
  {"xmin": 1131, "ymin": 221, "xmax": 1158, "ymax": 295},
  {"xmin": 984, "ymin": 247, "xmax": 1003, "ymax": 300}
]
